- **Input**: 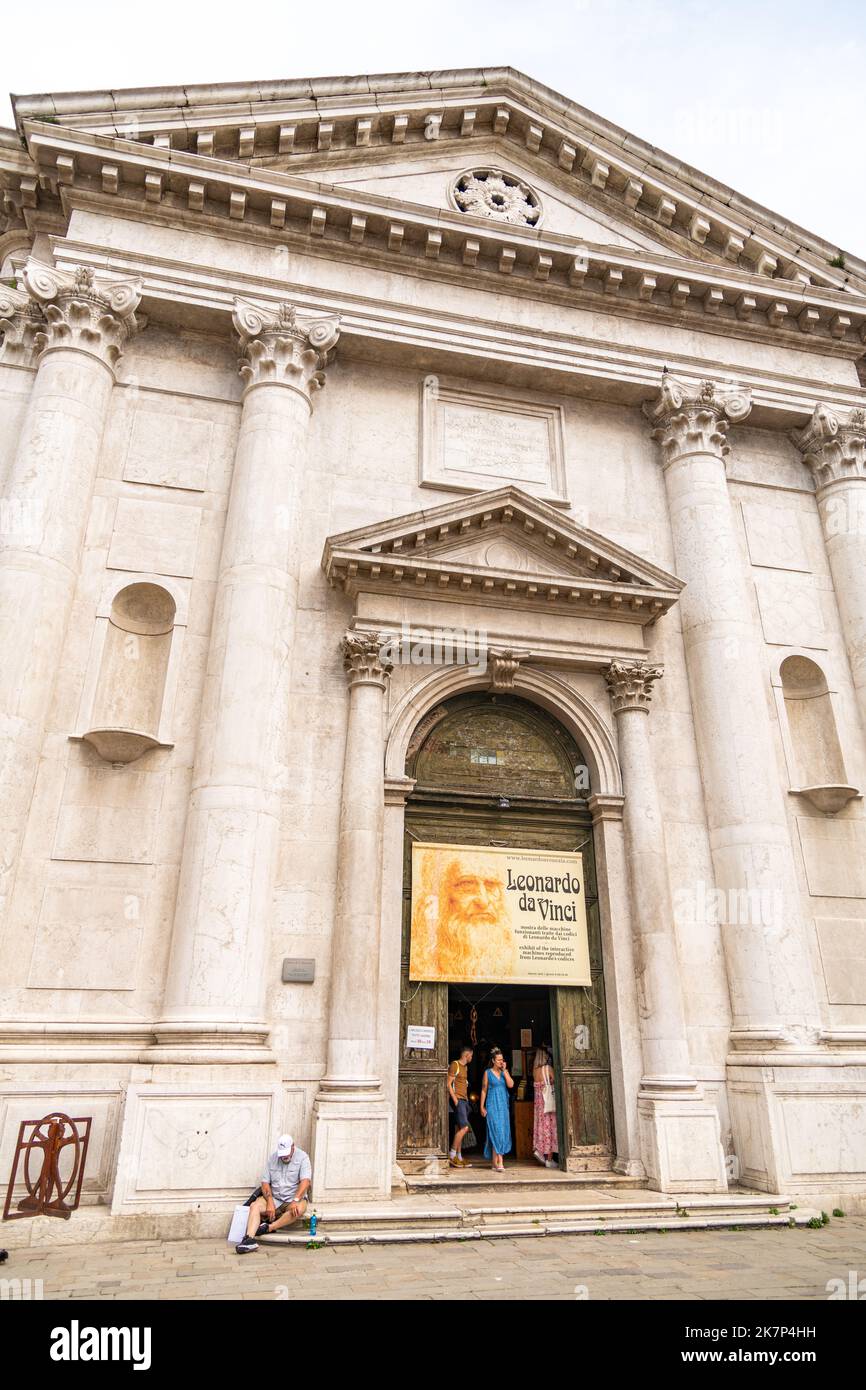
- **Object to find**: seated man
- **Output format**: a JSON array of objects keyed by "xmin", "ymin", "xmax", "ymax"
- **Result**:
[{"xmin": 236, "ymin": 1133, "xmax": 312, "ymax": 1254}]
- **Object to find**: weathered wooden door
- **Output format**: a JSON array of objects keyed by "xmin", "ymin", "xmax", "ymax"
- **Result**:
[{"xmin": 397, "ymin": 694, "xmax": 615, "ymax": 1169}]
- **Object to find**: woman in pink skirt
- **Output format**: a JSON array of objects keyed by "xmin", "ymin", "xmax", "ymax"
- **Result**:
[{"xmin": 532, "ymin": 1046, "xmax": 558, "ymax": 1168}]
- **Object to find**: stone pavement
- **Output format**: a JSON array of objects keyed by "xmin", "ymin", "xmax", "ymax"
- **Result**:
[{"xmin": 3, "ymin": 1216, "xmax": 864, "ymax": 1300}]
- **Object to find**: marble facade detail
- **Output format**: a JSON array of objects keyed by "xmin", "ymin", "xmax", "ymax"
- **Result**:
[
  {"xmin": 644, "ymin": 373, "xmax": 752, "ymax": 465},
  {"xmin": 153, "ymin": 299, "xmax": 340, "ymax": 1056},
  {"xmin": 233, "ymin": 298, "xmax": 340, "ymax": 399},
  {"xmin": 644, "ymin": 373, "xmax": 821, "ymax": 1046},
  {"xmin": 311, "ymin": 630, "xmax": 394, "ymax": 1201},
  {"xmin": 605, "ymin": 659, "xmax": 727, "ymax": 1191},
  {"xmin": 453, "ymin": 170, "xmax": 542, "ymax": 227},
  {"xmin": 1, "ymin": 66, "xmax": 865, "ymax": 1227},
  {"xmin": 0, "ymin": 258, "xmax": 141, "ymax": 925},
  {"xmin": 0, "ymin": 282, "xmax": 44, "ymax": 365},
  {"xmin": 795, "ymin": 404, "xmax": 866, "ymax": 731},
  {"xmin": 22, "ymin": 261, "xmax": 141, "ymax": 367}
]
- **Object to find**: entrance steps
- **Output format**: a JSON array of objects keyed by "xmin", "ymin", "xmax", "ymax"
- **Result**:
[
  {"xmin": 402, "ymin": 1168, "xmax": 644, "ymax": 1197},
  {"xmin": 261, "ymin": 1184, "xmax": 820, "ymax": 1247}
]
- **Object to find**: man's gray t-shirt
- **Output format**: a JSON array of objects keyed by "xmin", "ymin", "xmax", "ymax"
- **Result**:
[{"xmin": 261, "ymin": 1147, "xmax": 312, "ymax": 1204}]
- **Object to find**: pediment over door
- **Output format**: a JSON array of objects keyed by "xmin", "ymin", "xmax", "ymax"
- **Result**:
[{"xmin": 322, "ymin": 485, "xmax": 683, "ymax": 628}]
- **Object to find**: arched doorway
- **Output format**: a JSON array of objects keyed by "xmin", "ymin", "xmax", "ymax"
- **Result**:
[{"xmin": 397, "ymin": 692, "xmax": 615, "ymax": 1172}]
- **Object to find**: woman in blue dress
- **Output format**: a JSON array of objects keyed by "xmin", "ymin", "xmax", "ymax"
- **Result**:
[{"xmin": 481, "ymin": 1047, "xmax": 514, "ymax": 1171}]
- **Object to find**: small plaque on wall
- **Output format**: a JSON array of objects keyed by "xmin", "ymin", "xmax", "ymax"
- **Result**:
[
  {"xmin": 406, "ymin": 1025, "xmax": 436, "ymax": 1050},
  {"xmin": 282, "ymin": 958, "xmax": 316, "ymax": 983},
  {"xmin": 419, "ymin": 377, "xmax": 567, "ymax": 504}
]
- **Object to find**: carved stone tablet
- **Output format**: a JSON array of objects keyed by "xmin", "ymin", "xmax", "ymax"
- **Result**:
[{"xmin": 420, "ymin": 378, "xmax": 567, "ymax": 503}]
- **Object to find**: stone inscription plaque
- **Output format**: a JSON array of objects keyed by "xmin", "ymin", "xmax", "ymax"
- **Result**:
[{"xmin": 420, "ymin": 379, "xmax": 567, "ymax": 503}]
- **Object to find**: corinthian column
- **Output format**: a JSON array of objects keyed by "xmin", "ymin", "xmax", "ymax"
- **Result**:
[
  {"xmin": 0, "ymin": 260, "xmax": 140, "ymax": 917},
  {"xmin": 311, "ymin": 631, "xmax": 394, "ymax": 1202},
  {"xmin": 154, "ymin": 299, "xmax": 339, "ymax": 1056},
  {"xmin": 644, "ymin": 374, "xmax": 820, "ymax": 1044},
  {"xmin": 794, "ymin": 404, "xmax": 866, "ymax": 730},
  {"xmin": 606, "ymin": 660, "xmax": 726, "ymax": 1191}
]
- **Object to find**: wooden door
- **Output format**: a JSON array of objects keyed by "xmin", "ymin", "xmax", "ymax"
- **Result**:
[
  {"xmin": 552, "ymin": 835, "xmax": 615, "ymax": 1168},
  {"xmin": 397, "ymin": 694, "xmax": 615, "ymax": 1169}
]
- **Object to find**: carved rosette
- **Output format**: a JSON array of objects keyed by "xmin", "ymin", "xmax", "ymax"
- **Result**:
[
  {"xmin": 233, "ymin": 297, "xmax": 341, "ymax": 400},
  {"xmin": 605, "ymin": 660, "xmax": 663, "ymax": 715},
  {"xmin": 0, "ymin": 282, "xmax": 45, "ymax": 365},
  {"xmin": 643, "ymin": 373, "xmax": 752, "ymax": 465},
  {"xmin": 342, "ymin": 631, "xmax": 394, "ymax": 690},
  {"xmin": 22, "ymin": 260, "xmax": 142, "ymax": 370},
  {"xmin": 793, "ymin": 403, "xmax": 866, "ymax": 491}
]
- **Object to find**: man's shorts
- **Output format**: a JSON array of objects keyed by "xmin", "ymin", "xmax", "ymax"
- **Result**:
[
  {"xmin": 453, "ymin": 1099, "xmax": 471, "ymax": 1129},
  {"xmin": 271, "ymin": 1198, "xmax": 308, "ymax": 1222}
]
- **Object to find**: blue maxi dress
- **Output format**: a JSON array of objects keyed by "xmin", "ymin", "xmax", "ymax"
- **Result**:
[{"xmin": 483, "ymin": 1068, "xmax": 512, "ymax": 1158}]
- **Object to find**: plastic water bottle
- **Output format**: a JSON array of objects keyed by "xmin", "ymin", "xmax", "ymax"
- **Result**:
[{"xmin": 309, "ymin": 1211, "xmax": 317, "ymax": 1238}]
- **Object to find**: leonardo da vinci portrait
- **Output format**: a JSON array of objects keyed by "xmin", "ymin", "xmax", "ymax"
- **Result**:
[{"xmin": 410, "ymin": 844, "xmax": 519, "ymax": 983}]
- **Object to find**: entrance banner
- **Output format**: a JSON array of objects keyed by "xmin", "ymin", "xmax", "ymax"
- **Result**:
[{"xmin": 409, "ymin": 842, "xmax": 591, "ymax": 986}]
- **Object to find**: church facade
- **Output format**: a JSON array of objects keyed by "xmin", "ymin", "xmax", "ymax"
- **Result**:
[{"xmin": 1, "ymin": 67, "xmax": 865, "ymax": 1233}]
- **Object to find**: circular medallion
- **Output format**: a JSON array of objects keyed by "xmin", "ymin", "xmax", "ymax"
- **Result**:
[{"xmin": 451, "ymin": 170, "xmax": 542, "ymax": 228}]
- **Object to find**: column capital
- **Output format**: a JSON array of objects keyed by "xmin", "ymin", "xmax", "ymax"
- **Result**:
[
  {"xmin": 0, "ymin": 282, "xmax": 45, "ymax": 366},
  {"xmin": 233, "ymin": 297, "xmax": 341, "ymax": 400},
  {"xmin": 605, "ymin": 659, "xmax": 663, "ymax": 715},
  {"xmin": 22, "ymin": 259, "xmax": 142, "ymax": 369},
  {"xmin": 342, "ymin": 631, "xmax": 393, "ymax": 689},
  {"xmin": 643, "ymin": 372, "xmax": 751, "ymax": 465},
  {"xmin": 793, "ymin": 402, "xmax": 866, "ymax": 490}
]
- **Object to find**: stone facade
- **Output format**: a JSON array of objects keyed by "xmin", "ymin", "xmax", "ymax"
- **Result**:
[{"xmin": 1, "ymin": 68, "xmax": 865, "ymax": 1226}]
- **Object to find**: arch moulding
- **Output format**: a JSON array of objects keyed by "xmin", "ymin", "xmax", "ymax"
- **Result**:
[{"xmin": 385, "ymin": 661, "xmax": 623, "ymax": 797}]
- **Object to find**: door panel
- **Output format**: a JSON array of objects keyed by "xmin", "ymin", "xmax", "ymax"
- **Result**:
[
  {"xmin": 398, "ymin": 798, "xmax": 615, "ymax": 1168},
  {"xmin": 397, "ymin": 821, "xmax": 449, "ymax": 1160}
]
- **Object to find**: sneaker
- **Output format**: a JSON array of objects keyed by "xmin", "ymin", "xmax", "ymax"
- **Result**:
[
  {"xmin": 449, "ymin": 1156, "xmax": 464, "ymax": 1168},
  {"xmin": 545, "ymin": 1159, "xmax": 559, "ymax": 1169},
  {"xmin": 533, "ymin": 1149, "xmax": 546, "ymax": 1166},
  {"xmin": 255, "ymin": 1221, "xmax": 271, "ymax": 1237},
  {"xmin": 236, "ymin": 1235, "xmax": 258, "ymax": 1254}
]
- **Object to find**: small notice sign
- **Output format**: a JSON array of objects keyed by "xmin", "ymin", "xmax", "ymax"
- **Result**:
[{"xmin": 406, "ymin": 1025, "xmax": 436, "ymax": 1050}]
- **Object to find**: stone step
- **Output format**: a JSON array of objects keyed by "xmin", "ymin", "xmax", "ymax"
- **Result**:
[
  {"xmin": 261, "ymin": 1193, "xmax": 818, "ymax": 1247},
  {"xmin": 402, "ymin": 1170, "xmax": 646, "ymax": 1196}
]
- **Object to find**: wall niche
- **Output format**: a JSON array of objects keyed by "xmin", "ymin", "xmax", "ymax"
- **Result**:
[
  {"xmin": 780, "ymin": 654, "xmax": 859, "ymax": 815},
  {"xmin": 74, "ymin": 579, "xmax": 185, "ymax": 765}
]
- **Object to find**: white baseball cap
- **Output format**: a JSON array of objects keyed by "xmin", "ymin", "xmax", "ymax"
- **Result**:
[{"xmin": 276, "ymin": 1134, "xmax": 294, "ymax": 1156}]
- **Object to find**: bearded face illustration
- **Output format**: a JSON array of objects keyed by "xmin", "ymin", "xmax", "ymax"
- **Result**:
[{"xmin": 410, "ymin": 850, "xmax": 518, "ymax": 982}]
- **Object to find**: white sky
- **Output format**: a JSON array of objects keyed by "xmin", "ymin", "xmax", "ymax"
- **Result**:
[{"xmin": 2, "ymin": 0, "xmax": 864, "ymax": 256}]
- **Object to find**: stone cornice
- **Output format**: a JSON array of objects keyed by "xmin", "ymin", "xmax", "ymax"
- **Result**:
[
  {"xmin": 9, "ymin": 66, "xmax": 862, "ymax": 294},
  {"xmin": 40, "ymin": 234, "xmax": 866, "ymax": 429},
  {"xmin": 643, "ymin": 373, "xmax": 752, "ymax": 465},
  {"xmin": 5, "ymin": 123, "xmax": 865, "ymax": 354},
  {"xmin": 793, "ymin": 403, "xmax": 866, "ymax": 490}
]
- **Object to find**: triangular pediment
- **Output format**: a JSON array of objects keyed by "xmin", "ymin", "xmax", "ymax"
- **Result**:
[
  {"xmin": 322, "ymin": 486, "xmax": 683, "ymax": 625},
  {"xmin": 284, "ymin": 147, "xmax": 676, "ymax": 257},
  {"xmin": 9, "ymin": 67, "xmax": 861, "ymax": 292}
]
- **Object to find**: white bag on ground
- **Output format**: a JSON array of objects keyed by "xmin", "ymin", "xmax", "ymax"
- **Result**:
[{"xmin": 227, "ymin": 1205, "xmax": 249, "ymax": 1244}]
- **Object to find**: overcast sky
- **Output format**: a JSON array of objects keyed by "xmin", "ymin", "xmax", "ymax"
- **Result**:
[{"xmin": 2, "ymin": 0, "xmax": 863, "ymax": 255}]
